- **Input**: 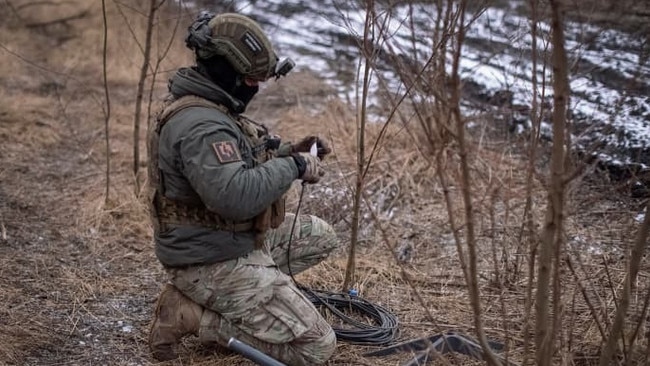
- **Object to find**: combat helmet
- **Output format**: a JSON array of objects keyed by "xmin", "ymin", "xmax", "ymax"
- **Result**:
[{"xmin": 186, "ymin": 11, "xmax": 294, "ymax": 81}]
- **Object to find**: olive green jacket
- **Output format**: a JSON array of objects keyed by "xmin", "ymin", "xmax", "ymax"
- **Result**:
[{"xmin": 154, "ymin": 67, "xmax": 298, "ymax": 267}]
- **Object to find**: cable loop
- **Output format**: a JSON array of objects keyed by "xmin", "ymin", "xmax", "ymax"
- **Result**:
[{"xmin": 287, "ymin": 183, "xmax": 400, "ymax": 346}]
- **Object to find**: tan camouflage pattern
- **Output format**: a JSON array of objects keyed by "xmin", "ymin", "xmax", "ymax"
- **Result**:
[
  {"xmin": 266, "ymin": 213, "xmax": 337, "ymax": 275},
  {"xmin": 167, "ymin": 214, "xmax": 339, "ymax": 365}
]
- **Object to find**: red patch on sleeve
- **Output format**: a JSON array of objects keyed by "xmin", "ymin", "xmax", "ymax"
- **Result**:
[{"xmin": 212, "ymin": 141, "xmax": 242, "ymax": 163}]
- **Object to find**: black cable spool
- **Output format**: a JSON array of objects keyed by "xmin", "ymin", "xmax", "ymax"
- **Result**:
[{"xmin": 299, "ymin": 286, "xmax": 400, "ymax": 345}]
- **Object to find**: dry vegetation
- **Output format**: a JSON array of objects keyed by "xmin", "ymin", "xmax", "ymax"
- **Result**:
[{"xmin": 0, "ymin": 1, "xmax": 649, "ymax": 366}]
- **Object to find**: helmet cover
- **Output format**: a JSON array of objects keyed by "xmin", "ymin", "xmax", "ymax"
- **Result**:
[{"xmin": 188, "ymin": 13, "xmax": 277, "ymax": 80}]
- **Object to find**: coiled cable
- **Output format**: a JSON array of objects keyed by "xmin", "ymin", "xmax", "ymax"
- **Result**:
[
  {"xmin": 300, "ymin": 286, "xmax": 400, "ymax": 345},
  {"xmin": 287, "ymin": 180, "xmax": 400, "ymax": 346}
]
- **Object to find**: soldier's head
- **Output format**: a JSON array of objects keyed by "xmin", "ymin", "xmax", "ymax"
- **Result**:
[{"xmin": 185, "ymin": 11, "xmax": 294, "ymax": 108}]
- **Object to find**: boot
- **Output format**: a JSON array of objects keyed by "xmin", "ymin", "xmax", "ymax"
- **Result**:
[{"xmin": 149, "ymin": 284, "xmax": 204, "ymax": 361}]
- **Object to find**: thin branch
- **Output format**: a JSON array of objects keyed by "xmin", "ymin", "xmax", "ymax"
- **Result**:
[
  {"xmin": 146, "ymin": 0, "xmax": 183, "ymax": 133},
  {"xmin": 4, "ymin": 0, "xmax": 23, "ymax": 21},
  {"xmin": 519, "ymin": 12, "xmax": 545, "ymax": 360},
  {"xmin": 113, "ymin": 0, "xmax": 147, "ymax": 58},
  {"xmin": 626, "ymin": 286, "xmax": 650, "ymax": 365},
  {"xmin": 599, "ymin": 201, "xmax": 650, "ymax": 365},
  {"xmin": 25, "ymin": 9, "xmax": 89, "ymax": 28},
  {"xmin": 132, "ymin": 0, "xmax": 158, "ymax": 192},
  {"xmin": 343, "ymin": 0, "xmax": 374, "ymax": 292},
  {"xmin": 449, "ymin": 1, "xmax": 502, "ymax": 364},
  {"xmin": 0, "ymin": 42, "xmax": 104, "ymax": 111},
  {"xmin": 101, "ymin": 0, "xmax": 111, "ymax": 204},
  {"xmin": 535, "ymin": 0, "xmax": 570, "ymax": 364},
  {"xmin": 360, "ymin": 188, "xmax": 453, "ymax": 366},
  {"xmin": 565, "ymin": 256, "xmax": 607, "ymax": 339},
  {"xmin": 14, "ymin": 1, "xmax": 76, "ymax": 11},
  {"xmin": 112, "ymin": 0, "xmax": 148, "ymax": 17}
]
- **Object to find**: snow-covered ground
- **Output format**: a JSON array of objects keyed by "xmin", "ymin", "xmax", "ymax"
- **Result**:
[{"xmin": 189, "ymin": 0, "xmax": 650, "ymax": 171}]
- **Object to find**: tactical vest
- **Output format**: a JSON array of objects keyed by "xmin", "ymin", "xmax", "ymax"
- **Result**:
[{"xmin": 147, "ymin": 95, "xmax": 285, "ymax": 248}]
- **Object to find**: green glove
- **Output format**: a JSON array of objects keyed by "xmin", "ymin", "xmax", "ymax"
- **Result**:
[{"xmin": 294, "ymin": 152, "xmax": 324, "ymax": 184}]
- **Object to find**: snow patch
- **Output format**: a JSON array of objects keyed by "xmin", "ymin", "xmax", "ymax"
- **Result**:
[{"xmin": 182, "ymin": 0, "xmax": 649, "ymax": 169}]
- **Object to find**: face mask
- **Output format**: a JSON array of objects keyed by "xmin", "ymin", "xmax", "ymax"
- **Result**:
[
  {"xmin": 197, "ymin": 57, "xmax": 259, "ymax": 110},
  {"xmin": 231, "ymin": 83, "xmax": 259, "ymax": 108}
]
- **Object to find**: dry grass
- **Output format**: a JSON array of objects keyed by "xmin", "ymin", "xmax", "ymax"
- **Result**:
[{"xmin": 1, "ymin": 1, "xmax": 649, "ymax": 365}]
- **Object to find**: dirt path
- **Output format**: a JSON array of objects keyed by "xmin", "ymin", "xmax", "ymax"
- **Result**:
[{"xmin": 0, "ymin": 80, "xmax": 165, "ymax": 365}]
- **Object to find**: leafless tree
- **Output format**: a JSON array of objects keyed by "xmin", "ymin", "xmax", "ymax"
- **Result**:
[
  {"xmin": 534, "ymin": 1, "xmax": 570, "ymax": 365},
  {"xmin": 342, "ymin": 0, "xmax": 376, "ymax": 292},
  {"xmin": 101, "ymin": 0, "xmax": 112, "ymax": 204}
]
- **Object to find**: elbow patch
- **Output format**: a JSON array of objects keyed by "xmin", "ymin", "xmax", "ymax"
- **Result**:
[{"xmin": 212, "ymin": 141, "xmax": 242, "ymax": 163}]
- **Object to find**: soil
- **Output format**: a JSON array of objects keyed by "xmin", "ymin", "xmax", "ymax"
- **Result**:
[{"xmin": 0, "ymin": 83, "xmax": 161, "ymax": 365}]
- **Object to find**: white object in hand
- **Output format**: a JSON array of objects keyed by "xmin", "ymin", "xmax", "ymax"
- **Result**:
[{"xmin": 310, "ymin": 142, "xmax": 318, "ymax": 157}]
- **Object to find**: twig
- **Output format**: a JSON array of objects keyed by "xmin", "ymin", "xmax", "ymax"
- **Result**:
[
  {"xmin": 132, "ymin": 0, "xmax": 158, "ymax": 192},
  {"xmin": 360, "ymin": 188, "xmax": 453, "ymax": 366},
  {"xmin": 341, "ymin": 0, "xmax": 372, "ymax": 292},
  {"xmin": 100, "ymin": 0, "xmax": 111, "ymax": 204},
  {"xmin": 449, "ymin": 1, "xmax": 502, "ymax": 365},
  {"xmin": 565, "ymin": 256, "xmax": 606, "ymax": 339},
  {"xmin": 599, "ymin": 200, "xmax": 650, "ymax": 366},
  {"xmin": 15, "ymin": 1, "xmax": 75, "ymax": 11},
  {"xmin": 25, "ymin": 9, "xmax": 89, "ymax": 28},
  {"xmin": 520, "ymin": 3, "xmax": 546, "ymax": 361},
  {"xmin": 625, "ymin": 287, "xmax": 650, "ymax": 366},
  {"xmin": 112, "ymin": 0, "xmax": 147, "ymax": 17},
  {"xmin": 4, "ymin": 0, "xmax": 22, "ymax": 21},
  {"xmin": 490, "ymin": 188, "xmax": 512, "ymax": 364},
  {"xmin": 602, "ymin": 254, "xmax": 620, "ymax": 310},
  {"xmin": 535, "ymin": 1, "xmax": 570, "ymax": 365},
  {"xmin": 145, "ymin": 0, "xmax": 183, "ymax": 190},
  {"xmin": 112, "ymin": 0, "xmax": 146, "ymax": 57}
]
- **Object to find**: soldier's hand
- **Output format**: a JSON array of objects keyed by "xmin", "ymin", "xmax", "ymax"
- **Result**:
[
  {"xmin": 292, "ymin": 136, "xmax": 331, "ymax": 160},
  {"xmin": 294, "ymin": 152, "xmax": 324, "ymax": 184}
]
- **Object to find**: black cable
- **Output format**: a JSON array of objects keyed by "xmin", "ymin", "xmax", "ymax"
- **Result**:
[
  {"xmin": 286, "ymin": 183, "xmax": 400, "ymax": 346},
  {"xmin": 285, "ymin": 181, "xmax": 306, "ymax": 282},
  {"xmin": 300, "ymin": 286, "xmax": 400, "ymax": 345}
]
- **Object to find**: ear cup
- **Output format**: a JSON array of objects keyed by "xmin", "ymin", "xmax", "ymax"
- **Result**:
[{"xmin": 185, "ymin": 12, "xmax": 216, "ymax": 56}]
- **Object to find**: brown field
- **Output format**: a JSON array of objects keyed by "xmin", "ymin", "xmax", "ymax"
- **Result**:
[{"xmin": 1, "ymin": 1, "xmax": 648, "ymax": 365}]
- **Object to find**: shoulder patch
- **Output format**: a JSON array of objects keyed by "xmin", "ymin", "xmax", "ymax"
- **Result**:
[{"xmin": 212, "ymin": 141, "xmax": 242, "ymax": 164}]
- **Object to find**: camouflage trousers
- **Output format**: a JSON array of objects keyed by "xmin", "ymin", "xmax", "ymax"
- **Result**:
[{"xmin": 167, "ymin": 214, "xmax": 339, "ymax": 365}]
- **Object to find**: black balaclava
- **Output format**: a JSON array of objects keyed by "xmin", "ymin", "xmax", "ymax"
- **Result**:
[{"xmin": 197, "ymin": 55, "xmax": 259, "ymax": 110}]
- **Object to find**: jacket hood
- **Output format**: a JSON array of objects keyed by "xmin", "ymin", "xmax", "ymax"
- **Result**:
[{"xmin": 168, "ymin": 67, "xmax": 246, "ymax": 114}]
